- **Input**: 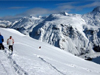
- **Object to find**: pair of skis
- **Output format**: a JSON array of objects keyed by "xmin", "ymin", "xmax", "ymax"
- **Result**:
[{"xmin": 4, "ymin": 47, "xmax": 13, "ymax": 56}]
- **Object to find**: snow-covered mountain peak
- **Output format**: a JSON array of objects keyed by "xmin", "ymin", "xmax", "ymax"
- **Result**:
[
  {"xmin": 82, "ymin": 6, "xmax": 100, "ymax": 26},
  {"xmin": 46, "ymin": 12, "xmax": 69, "ymax": 20},
  {"xmin": 92, "ymin": 6, "xmax": 100, "ymax": 13},
  {"xmin": 59, "ymin": 11, "xmax": 69, "ymax": 16}
]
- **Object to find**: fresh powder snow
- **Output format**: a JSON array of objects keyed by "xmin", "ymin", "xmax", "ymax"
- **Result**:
[{"xmin": 0, "ymin": 28, "xmax": 100, "ymax": 75}]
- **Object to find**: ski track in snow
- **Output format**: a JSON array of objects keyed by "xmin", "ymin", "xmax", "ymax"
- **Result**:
[
  {"xmin": 0, "ymin": 60, "xmax": 8, "ymax": 75},
  {"xmin": 0, "ymin": 50, "xmax": 15, "ymax": 75},
  {"xmin": 3, "ymin": 48, "xmax": 28, "ymax": 75},
  {"xmin": 33, "ymin": 54, "xmax": 66, "ymax": 75},
  {"xmin": 38, "ymin": 57, "xmax": 66, "ymax": 75},
  {"xmin": 33, "ymin": 54, "xmax": 100, "ymax": 75}
]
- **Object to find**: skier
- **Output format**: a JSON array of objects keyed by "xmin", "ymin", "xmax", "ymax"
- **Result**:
[
  {"xmin": 0, "ymin": 32, "xmax": 4, "ymax": 50},
  {"xmin": 7, "ymin": 36, "xmax": 14, "ymax": 52}
]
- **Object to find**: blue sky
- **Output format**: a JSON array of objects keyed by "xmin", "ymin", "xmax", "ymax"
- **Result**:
[{"xmin": 0, "ymin": 0, "xmax": 100, "ymax": 19}]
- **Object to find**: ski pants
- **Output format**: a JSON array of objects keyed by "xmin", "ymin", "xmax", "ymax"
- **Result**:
[
  {"xmin": 9, "ymin": 45, "xmax": 13, "ymax": 52},
  {"xmin": 0, "ymin": 43, "xmax": 4, "ymax": 50}
]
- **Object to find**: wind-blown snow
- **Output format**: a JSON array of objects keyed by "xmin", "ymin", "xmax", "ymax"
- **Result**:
[{"xmin": 0, "ymin": 28, "xmax": 100, "ymax": 75}]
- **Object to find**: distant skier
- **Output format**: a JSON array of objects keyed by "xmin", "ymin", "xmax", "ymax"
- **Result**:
[
  {"xmin": 0, "ymin": 32, "xmax": 4, "ymax": 50},
  {"xmin": 7, "ymin": 36, "xmax": 14, "ymax": 52}
]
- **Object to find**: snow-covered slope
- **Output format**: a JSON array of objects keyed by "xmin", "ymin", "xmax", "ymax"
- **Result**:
[{"xmin": 0, "ymin": 28, "xmax": 100, "ymax": 75}]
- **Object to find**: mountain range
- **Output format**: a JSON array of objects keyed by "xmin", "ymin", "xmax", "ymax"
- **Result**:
[{"xmin": 0, "ymin": 6, "xmax": 100, "ymax": 60}]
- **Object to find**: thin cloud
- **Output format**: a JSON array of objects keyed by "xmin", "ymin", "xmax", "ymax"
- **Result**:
[
  {"xmin": 17, "ymin": 7, "xmax": 59, "ymax": 16},
  {"xmin": 0, "ymin": 15, "xmax": 22, "ymax": 21},
  {"xmin": 0, "ymin": 7, "xmax": 59, "ymax": 20},
  {"xmin": 57, "ymin": 1, "xmax": 100, "ymax": 12},
  {"xmin": 57, "ymin": 2, "xmax": 79, "ymax": 10},
  {"xmin": 80, "ymin": 1, "xmax": 100, "ymax": 8},
  {"xmin": 0, "ymin": 7, "xmax": 27, "ymax": 10},
  {"xmin": 9, "ymin": 7, "xmax": 28, "ymax": 9}
]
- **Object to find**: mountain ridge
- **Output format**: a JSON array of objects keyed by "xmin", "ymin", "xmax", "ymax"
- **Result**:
[{"xmin": 1, "ymin": 6, "xmax": 100, "ymax": 59}]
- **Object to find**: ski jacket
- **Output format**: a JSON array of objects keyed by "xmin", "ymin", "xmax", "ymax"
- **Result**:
[
  {"xmin": 7, "ymin": 38, "xmax": 14, "ymax": 45},
  {"xmin": 0, "ymin": 35, "xmax": 4, "ymax": 43}
]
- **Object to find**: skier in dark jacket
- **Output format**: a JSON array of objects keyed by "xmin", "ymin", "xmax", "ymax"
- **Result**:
[{"xmin": 0, "ymin": 32, "xmax": 4, "ymax": 50}]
